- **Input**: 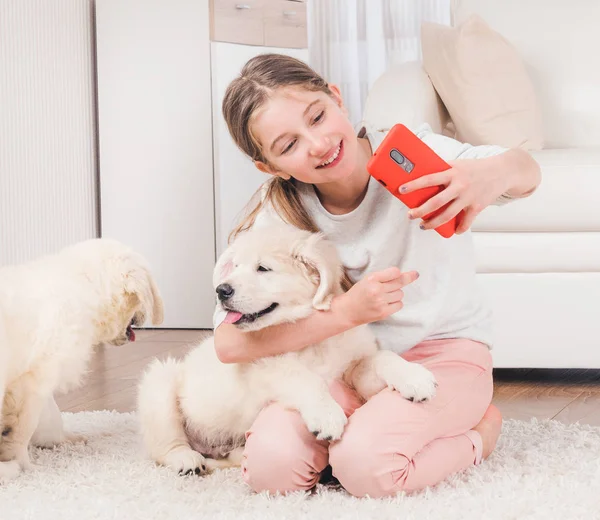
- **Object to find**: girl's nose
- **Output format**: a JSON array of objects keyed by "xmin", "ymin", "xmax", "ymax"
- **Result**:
[{"xmin": 309, "ymin": 135, "xmax": 331, "ymax": 157}]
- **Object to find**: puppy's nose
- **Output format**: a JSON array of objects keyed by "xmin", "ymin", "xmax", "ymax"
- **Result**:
[{"xmin": 216, "ymin": 283, "xmax": 234, "ymax": 301}]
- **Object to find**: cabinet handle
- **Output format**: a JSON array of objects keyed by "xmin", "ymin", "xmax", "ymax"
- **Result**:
[
  {"xmin": 283, "ymin": 10, "xmax": 297, "ymax": 17},
  {"xmin": 235, "ymin": 4, "xmax": 251, "ymax": 9}
]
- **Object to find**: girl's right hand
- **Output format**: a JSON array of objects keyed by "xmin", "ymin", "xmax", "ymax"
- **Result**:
[{"xmin": 333, "ymin": 267, "xmax": 419, "ymax": 327}]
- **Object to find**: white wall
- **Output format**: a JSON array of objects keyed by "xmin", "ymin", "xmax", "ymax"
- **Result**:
[{"xmin": 0, "ymin": 0, "xmax": 97, "ymax": 265}]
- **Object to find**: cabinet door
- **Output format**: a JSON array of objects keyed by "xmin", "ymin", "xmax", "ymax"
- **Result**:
[
  {"xmin": 263, "ymin": 0, "xmax": 307, "ymax": 49},
  {"xmin": 96, "ymin": 0, "xmax": 216, "ymax": 328},
  {"xmin": 211, "ymin": 0, "xmax": 266, "ymax": 46},
  {"xmin": 211, "ymin": 42, "xmax": 309, "ymax": 256}
]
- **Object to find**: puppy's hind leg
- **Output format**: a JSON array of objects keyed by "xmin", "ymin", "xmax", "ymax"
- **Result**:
[
  {"xmin": 0, "ymin": 342, "xmax": 21, "ymax": 484},
  {"xmin": 0, "ymin": 313, "xmax": 8, "ymax": 436},
  {"xmin": 137, "ymin": 358, "xmax": 208, "ymax": 476},
  {"xmin": 204, "ymin": 446, "xmax": 244, "ymax": 472},
  {"xmin": 0, "ymin": 411, "xmax": 21, "ymax": 484},
  {"xmin": 2, "ymin": 378, "xmax": 47, "ymax": 471}
]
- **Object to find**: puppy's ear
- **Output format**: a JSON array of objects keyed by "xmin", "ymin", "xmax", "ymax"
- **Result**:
[
  {"xmin": 124, "ymin": 258, "xmax": 165, "ymax": 326},
  {"xmin": 145, "ymin": 269, "xmax": 165, "ymax": 325},
  {"xmin": 293, "ymin": 232, "xmax": 342, "ymax": 311}
]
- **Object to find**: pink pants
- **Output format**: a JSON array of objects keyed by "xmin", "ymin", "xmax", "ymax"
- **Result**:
[{"xmin": 241, "ymin": 338, "xmax": 494, "ymax": 498}]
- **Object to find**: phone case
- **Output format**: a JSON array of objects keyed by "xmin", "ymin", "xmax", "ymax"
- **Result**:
[{"xmin": 366, "ymin": 124, "xmax": 461, "ymax": 238}]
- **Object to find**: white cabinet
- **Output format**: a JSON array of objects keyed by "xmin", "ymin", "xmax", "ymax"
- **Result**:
[
  {"xmin": 96, "ymin": 0, "xmax": 216, "ymax": 328},
  {"xmin": 211, "ymin": 42, "xmax": 309, "ymax": 255}
]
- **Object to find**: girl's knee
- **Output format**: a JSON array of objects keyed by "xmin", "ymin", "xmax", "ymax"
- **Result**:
[
  {"xmin": 329, "ymin": 425, "xmax": 402, "ymax": 498},
  {"xmin": 242, "ymin": 410, "xmax": 328, "ymax": 494},
  {"xmin": 331, "ymin": 435, "xmax": 418, "ymax": 497}
]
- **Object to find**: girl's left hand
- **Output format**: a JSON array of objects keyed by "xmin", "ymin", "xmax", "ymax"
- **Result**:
[{"xmin": 398, "ymin": 158, "xmax": 510, "ymax": 234}]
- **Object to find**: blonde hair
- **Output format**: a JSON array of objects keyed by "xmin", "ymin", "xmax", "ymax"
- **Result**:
[{"xmin": 222, "ymin": 53, "xmax": 353, "ymax": 291}]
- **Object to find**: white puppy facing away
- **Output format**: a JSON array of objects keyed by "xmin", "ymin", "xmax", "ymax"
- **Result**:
[
  {"xmin": 138, "ymin": 226, "xmax": 437, "ymax": 476},
  {"xmin": 0, "ymin": 238, "xmax": 164, "ymax": 483}
]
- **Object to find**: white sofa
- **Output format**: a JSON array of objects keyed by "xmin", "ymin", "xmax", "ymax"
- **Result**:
[{"xmin": 362, "ymin": 0, "xmax": 600, "ymax": 368}]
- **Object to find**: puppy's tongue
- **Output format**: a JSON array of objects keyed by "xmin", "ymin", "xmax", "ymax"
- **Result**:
[{"xmin": 224, "ymin": 311, "xmax": 243, "ymax": 324}]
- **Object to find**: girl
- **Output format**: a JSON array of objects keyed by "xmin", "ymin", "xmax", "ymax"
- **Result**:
[{"xmin": 214, "ymin": 54, "xmax": 541, "ymax": 498}]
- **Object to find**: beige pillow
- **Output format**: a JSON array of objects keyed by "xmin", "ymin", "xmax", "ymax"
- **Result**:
[{"xmin": 421, "ymin": 15, "xmax": 544, "ymax": 150}]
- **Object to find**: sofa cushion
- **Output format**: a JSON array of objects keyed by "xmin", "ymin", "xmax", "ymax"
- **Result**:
[
  {"xmin": 451, "ymin": 0, "xmax": 600, "ymax": 149},
  {"xmin": 421, "ymin": 15, "xmax": 543, "ymax": 151},
  {"xmin": 473, "ymin": 231, "xmax": 600, "ymax": 273},
  {"xmin": 472, "ymin": 148, "xmax": 600, "ymax": 232}
]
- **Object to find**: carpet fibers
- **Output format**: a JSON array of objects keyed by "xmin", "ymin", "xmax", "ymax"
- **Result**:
[{"xmin": 1, "ymin": 411, "xmax": 599, "ymax": 520}]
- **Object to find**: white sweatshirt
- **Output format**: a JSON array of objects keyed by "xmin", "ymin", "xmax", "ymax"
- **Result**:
[{"xmin": 214, "ymin": 123, "xmax": 514, "ymax": 354}]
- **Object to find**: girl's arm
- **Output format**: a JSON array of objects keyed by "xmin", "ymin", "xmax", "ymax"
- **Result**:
[
  {"xmin": 398, "ymin": 144, "xmax": 541, "ymax": 233},
  {"xmin": 214, "ymin": 267, "xmax": 418, "ymax": 364},
  {"xmin": 214, "ymin": 296, "xmax": 354, "ymax": 364},
  {"xmin": 494, "ymin": 148, "xmax": 541, "ymax": 199}
]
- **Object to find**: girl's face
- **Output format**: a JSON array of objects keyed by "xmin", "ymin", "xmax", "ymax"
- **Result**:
[{"xmin": 251, "ymin": 86, "xmax": 359, "ymax": 185}]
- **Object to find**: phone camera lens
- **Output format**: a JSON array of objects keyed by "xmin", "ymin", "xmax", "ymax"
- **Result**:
[{"xmin": 390, "ymin": 149, "xmax": 405, "ymax": 165}]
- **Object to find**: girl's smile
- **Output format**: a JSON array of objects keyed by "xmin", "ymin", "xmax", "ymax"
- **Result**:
[
  {"xmin": 251, "ymin": 87, "xmax": 358, "ymax": 185},
  {"xmin": 316, "ymin": 140, "xmax": 344, "ymax": 169}
]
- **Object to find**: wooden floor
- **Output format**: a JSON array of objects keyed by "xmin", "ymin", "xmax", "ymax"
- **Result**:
[{"xmin": 56, "ymin": 329, "xmax": 600, "ymax": 427}]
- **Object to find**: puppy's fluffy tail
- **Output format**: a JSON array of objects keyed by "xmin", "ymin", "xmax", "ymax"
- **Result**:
[{"xmin": 137, "ymin": 357, "xmax": 189, "ymax": 464}]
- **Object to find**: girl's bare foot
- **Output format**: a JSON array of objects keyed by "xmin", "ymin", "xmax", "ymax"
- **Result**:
[{"xmin": 473, "ymin": 404, "xmax": 502, "ymax": 459}]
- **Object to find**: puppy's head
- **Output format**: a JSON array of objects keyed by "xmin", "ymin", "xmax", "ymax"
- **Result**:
[
  {"xmin": 107, "ymin": 248, "xmax": 164, "ymax": 346},
  {"xmin": 213, "ymin": 226, "xmax": 343, "ymax": 331},
  {"xmin": 72, "ymin": 239, "xmax": 165, "ymax": 346}
]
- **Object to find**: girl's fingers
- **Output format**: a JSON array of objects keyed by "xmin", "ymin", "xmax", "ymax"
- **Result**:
[
  {"xmin": 420, "ymin": 199, "xmax": 464, "ymax": 230},
  {"xmin": 385, "ymin": 289, "xmax": 404, "ymax": 304},
  {"xmin": 368, "ymin": 266, "xmax": 402, "ymax": 283},
  {"xmin": 399, "ymin": 170, "xmax": 451, "ymax": 194},
  {"xmin": 372, "ymin": 269, "xmax": 419, "ymax": 288},
  {"xmin": 456, "ymin": 207, "xmax": 479, "ymax": 234},
  {"xmin": 387, "ymin": 301, "xmax": 404, "ymax": 314},
  {"xmin": 408, "ymin": 186, "xmax": 457, "ymax": 220}
]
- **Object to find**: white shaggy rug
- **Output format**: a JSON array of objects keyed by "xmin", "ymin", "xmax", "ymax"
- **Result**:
[{"xmin": 1, "ymin": 411, "xmax": 599, "ymax": 520}]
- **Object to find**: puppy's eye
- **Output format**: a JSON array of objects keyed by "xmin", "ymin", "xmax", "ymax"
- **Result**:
[{"xmin": 257, "ymin": 265, "xmax": 271, "ymax": 272}]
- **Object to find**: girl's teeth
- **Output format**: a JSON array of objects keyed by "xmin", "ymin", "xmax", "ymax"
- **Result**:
[{"xmin": 319, "ymin": 144, "xmax": 341, "ymax": 167}]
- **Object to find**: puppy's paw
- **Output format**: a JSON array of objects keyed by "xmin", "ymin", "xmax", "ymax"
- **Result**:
[
  {"xmin": 302, "ymin": 402, "xmax": 348, "ymax": 442},
  {"xmin": 313, "ymin": 294, "xmax": 333, "ymax": 311},
  {"xmin": 163, "ymin": 446, "xmax": 208, "ymax": 477},
  {"xmin": 13, "ymin": 446, "xmax": 33, "ymax": 471},
  {"xmin": 0, "ymin": 460, "xmax": 21, "ymax": 484},
  {"xmin": 385, "ymin": 363, "xmax": 438, "ymax": 403}
]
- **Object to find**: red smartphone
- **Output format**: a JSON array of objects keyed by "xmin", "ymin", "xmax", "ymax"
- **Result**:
[{"xmin": 366, "ymin": 124, "xmax": 461, "ymax": 238}]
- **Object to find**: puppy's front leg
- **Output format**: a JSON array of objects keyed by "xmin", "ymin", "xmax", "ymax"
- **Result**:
[
  {"xmin": 272, "ymin": 365, "xmax": 348, "ymax": 442},
  {"xmin": 30, "ymin": 396, "xmax": 85, "ymax": 448},
  {"xmin": 350, "ymin": 351, "xmax": 437, "ymax": 403}
]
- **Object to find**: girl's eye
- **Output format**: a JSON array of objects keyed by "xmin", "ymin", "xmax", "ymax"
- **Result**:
[
  {"xmin": 257, "ymin": 265, "xmax": 271, "ymax": 272},
  {"xmin": 282, "ymin": 139, "xmax": 297, "ymax": 155},
  {"xmin": 313, "ymin": 110, "xmax": 325, "ymax": 124}
]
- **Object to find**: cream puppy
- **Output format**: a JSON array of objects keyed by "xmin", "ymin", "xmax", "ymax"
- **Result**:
[
  {"xmin": 0, "ymin": 238, "xmax": 163, "ymax": 483},
  {"xmin": 138, "ymin": 226, "xmax": 436, "ymax": 476}
]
